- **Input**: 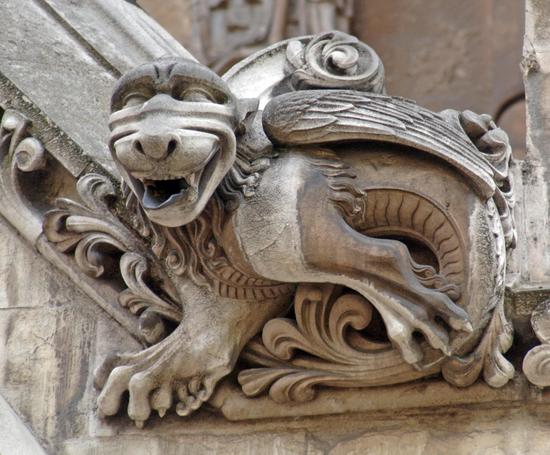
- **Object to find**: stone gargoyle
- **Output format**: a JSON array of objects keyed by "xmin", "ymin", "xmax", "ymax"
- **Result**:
[{"xmin": 42, "ymin": 31, "xmax": 516, "ymax": 426}]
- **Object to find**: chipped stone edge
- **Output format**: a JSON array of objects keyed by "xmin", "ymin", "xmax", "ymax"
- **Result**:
[
  {"xmin": 208, "ymin": 378, "xmax": 529, "ymax": 422},
  {"xmin": 0, "ymin": 393, "xmax": 49, "ymax": 455}
]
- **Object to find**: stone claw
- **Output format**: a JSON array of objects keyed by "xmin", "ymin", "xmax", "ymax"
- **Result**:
[
  {"xmin": 135, "ymin": 420, "xmax": 145, "ymax": 429},
  {"xmin": 378, "ymin": 281, "xmax": 472, "ymax": 365},
  {"xmin": 94, "ymin": 330, "xmax": 232, "ymax": 426}
]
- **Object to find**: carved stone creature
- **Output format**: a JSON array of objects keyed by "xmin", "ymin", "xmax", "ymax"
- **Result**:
[{"xmin": 44, "ymin": 32, "xmax": 515, "ymax": 426}]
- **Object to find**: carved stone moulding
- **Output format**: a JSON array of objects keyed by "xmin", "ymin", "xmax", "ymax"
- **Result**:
[
  {"xmin": 0, "ymin": 30, "xmax": 521, "ymax": 427},
  {"xmin": 0, "ymin": 62, "xmax": 168, "ymax": 339}
]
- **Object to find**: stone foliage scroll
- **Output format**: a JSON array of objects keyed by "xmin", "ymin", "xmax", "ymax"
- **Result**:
[
  {"xmin": 523, "ymin": 301, "xmax": 550, "ymax": 387},
  {"xmin": 0, "ymin": 109, "xmax": 46, "ymax": 242}
]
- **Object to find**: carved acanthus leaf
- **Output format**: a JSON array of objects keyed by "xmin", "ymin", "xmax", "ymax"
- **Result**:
[
  {"xmin": 118, "ymin": 252, "xmax": 181, "ymax": 323},
  {"xmin": 44, "ymin": 174, "xmax": 181, "ymax": 344},
  {"xmin": 239, "ymin": 284, "xmax": 438, "ymax": 403}
]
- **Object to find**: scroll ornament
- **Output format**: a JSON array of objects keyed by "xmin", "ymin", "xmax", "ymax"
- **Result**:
[
  {"xmin": 0, "ymin": 108, "xmax": 47, "ymax": 241},
  {"xmin": 523, "ymin": 301, "xmax": 550, "ymax": 387}
]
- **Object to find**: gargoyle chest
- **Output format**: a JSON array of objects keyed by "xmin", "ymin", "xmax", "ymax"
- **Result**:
[{"xmin": 154, "ymin": 196, "xmax": 296, "ymax": 302}]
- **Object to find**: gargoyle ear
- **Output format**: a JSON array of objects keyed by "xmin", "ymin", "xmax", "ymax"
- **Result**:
[{"xmin": 236, "ymin": 98, "xmax": 259, "ymax": 125}]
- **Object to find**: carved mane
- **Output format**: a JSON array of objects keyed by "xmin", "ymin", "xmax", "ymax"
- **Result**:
[{"xmin": 120, "ymin": 126, "xmax": 289, "ymax": 299}]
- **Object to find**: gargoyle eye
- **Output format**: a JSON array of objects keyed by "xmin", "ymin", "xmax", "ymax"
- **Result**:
[
  {"xmin": 179, "ymin": 88, "xmax": 215, "ymax": 103},
  {"xmin": 123, "ymin": 93, "xmax": 149, "ymax": 108}
]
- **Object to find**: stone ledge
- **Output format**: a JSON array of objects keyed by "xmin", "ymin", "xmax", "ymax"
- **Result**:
[
  {"xmin": 210, "ymin": 377, "xmax": 531, "ymax": 421},
  {"xmin": 89, "ymin": 376, "xmax": 537, "ymax": 432}
]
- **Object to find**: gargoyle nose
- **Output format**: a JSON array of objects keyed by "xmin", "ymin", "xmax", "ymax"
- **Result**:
[{"xmin": 133, "ymin": 133, "xmax": 180, "ymax": 160}]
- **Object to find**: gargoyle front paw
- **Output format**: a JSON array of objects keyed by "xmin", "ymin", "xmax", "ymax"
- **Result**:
[
  {"xmin": 382, "ymin": 285, "xmax": 472, "ymax": 367},
  {"xmin": 459, "ymin": 110, "xmax": 510, "ymax": 156},
  {"xmin": 93, "ymin": 336, "xmax": 231, "ymax": 427}
]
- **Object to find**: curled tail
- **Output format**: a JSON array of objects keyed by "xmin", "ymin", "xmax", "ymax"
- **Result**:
[{"xmin": 340, "ymin": 188, "xmax": 465, "ymax": 302}]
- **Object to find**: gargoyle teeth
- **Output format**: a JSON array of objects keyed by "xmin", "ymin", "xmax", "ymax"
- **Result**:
[
  {"xmin": 142, "ymin": 175, "xmax": 187, "ymax": 182},
  {"xmin": 137, "ymin": 169, "xmax": 202, "ymax": 188},
  {"xmin": 184, "ymin": 169, "xmax": 203, "ymax": 188}
]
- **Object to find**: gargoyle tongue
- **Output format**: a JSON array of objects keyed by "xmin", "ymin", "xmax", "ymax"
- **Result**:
[
  {"xmin": 139, "ymin": 168, "xmax": 204, "ymax": 209},
  {"xmin": 142, "ymin": 177, "xmax": 190, "ymax": 209}
]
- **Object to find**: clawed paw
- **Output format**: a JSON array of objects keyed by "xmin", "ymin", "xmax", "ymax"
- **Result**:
[
  {"xmin": 379, "ymin": 284, "xmax": 472, "ymax": 367},
  {"xmin": 93, "ymin": 336, "xmax": 231, "ymax": 427},
  {"xmin": 459, "ymin": 110, "xmax": 510, "ymax": 156},
  {"xmin": 172, "ymin": 376, "xmax": 218, "ymax": 417}
]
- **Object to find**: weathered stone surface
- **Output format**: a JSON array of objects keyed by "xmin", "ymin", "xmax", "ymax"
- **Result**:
[
  {"xmin": 0, "ymin": 211, "xmax": 141, "ymax": 453},
  {"xmin": 323, "ymin": 412, "xmax": 550, "ymax": 455},
  {"xmin": 0, "ymin": 394, "xmax": 47, "ymax": 454},
  {"xmin": 0, "ymin": 0, "xmax": 191, "ymax": 174},
  {"xmin": 35, "ymin": 30, "xmax": 513, "ymax": 426},
  {"xmin": 140, "ymin": 1, "xmax": 538, "ymax": 294},
  {"xmin": 514, "ymin": 0, "xmax": 550, "ymax": 288},
  {"xmin": 1, "ymin": 1, "xmax": 550, "ymax": 454},
  {"xmin": 55, "ymin": 407, "xmax": 550, "ymax": 454}
]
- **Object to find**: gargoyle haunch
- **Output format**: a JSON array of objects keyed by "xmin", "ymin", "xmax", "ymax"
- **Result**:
[{"xmin": 44, "ymin": 31, "xmax": 516, "ymax": 426}]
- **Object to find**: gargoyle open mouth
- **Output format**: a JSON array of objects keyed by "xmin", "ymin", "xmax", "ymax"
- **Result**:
[
  {"xmin": 141, "ymin": 172, "xmax": 200, "ymax": 209},
  {"xmin": 131, "ymin": 148, "xmax": 219, "ymax": 210}
]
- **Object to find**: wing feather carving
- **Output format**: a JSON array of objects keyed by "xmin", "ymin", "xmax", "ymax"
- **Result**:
[{"xmin": 262, "ymin": 90, "xmax": 497, "ymax": 199}]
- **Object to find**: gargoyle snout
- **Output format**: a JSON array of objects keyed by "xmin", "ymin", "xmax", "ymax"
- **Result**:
[{"xmin": 132, "ymin": 132, "xmax": 182, "ymax": 161}]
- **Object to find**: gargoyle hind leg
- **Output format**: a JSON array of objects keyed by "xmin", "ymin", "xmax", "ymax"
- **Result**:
[
  {"xmin": 301, "ymin": 215, "xmax": 472, "ymax": 366},
  {"xmin": 94, "ymin": 295, "xmax": 288, "ymax": 426}
]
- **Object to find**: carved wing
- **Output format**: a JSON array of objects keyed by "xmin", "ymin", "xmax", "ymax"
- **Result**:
[{"xmin": 263, "ymin": 90, "xmax": 497, "ymax": 199}]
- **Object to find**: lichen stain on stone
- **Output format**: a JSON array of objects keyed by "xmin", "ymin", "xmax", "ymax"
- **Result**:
[{"xmin": 522, "ymin": 51, "xmax": 540, "ymax": 76}]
